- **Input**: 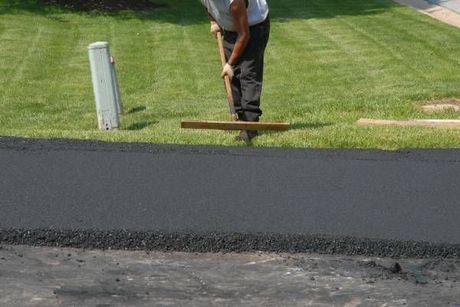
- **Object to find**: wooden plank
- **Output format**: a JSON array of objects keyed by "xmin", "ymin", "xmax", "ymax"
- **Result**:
[
  {"xmin": 357, "ymin": 118, "xmax": 460, "ymax": 128},
  {"xmin": 181, "ymin": 120, "xmax": 290, "ymax": 131}
]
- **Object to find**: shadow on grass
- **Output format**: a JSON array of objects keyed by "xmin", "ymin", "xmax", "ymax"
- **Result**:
[
  {"xmin": 290, "ymin": 122, "xmax": 334, "ymax": 130},
  {"xmin": 0, "ymin": 0, "xmax": 166, "ymax": 14},
  {"xmin": 126, "ymin": 120, "xmax": 158, "ymax": 131},
  {"xmin": 0, "ymin": 0, "xmax": 401, "ymax": 25},
  {"xmin": 126, "ymin": 106, "xmax": 147, "ymax": 114},
  {"xmin": 250, "ymin": 122, "xmax": 333, "ymax": 140}
]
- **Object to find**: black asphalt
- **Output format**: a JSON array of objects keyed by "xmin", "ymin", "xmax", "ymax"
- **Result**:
[{"xmin": 1, "ymin": 137, "xmax": 460, "ymax": 257}]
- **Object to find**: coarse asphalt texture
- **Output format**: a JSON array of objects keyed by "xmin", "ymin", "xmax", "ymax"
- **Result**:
[{"xmin": 1, "ymin": 136, "xmax": 459, "ymax": 257}]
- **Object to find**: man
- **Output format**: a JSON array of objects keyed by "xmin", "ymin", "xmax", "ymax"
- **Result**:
[{"xmin": 199, "ymin": 0, "xmax": 270, "ymax": 141}]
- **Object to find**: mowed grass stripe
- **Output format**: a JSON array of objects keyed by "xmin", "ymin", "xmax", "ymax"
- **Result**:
[
  {"xmin": 308, "ymin": 2, "xmax": 431, "ymax": 88},
  {"xmin": 294, "ymin": 4, "xmax": 460, "ymax": 115},
  {"xmin": 269, "ymin": 15, "xmax": 396, "ymax": 115},
  {"xmin": 352, "ymin": 13, "xmax": 460, "ymax": 104},
  {"xmin": 320, "ymin": 14, "xmax": 433, "ymax": 112},
  {"xmin": 15, "ymin": 16, "xmax": 102, "ymax": 129},
  {"xmin": 368, "ymin": 11, "xmax": 460, "ymax": 71},
  {"xmin": 0, "ymin": 16, "xmax": 43, "ymax": 89},
  {"xmin": 366, "ymin": 11, "xmax": 460, "ymax": 102}
]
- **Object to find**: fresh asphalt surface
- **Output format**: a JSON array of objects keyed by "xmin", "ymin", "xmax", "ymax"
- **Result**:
[{"xmin": 1, "ymin": 137, "xmax": 460, "ymax": 257}]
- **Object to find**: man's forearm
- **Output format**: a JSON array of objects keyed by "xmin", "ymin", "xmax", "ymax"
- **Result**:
[
  {"xmin": 228, "ymin": 0, "xmax": 250, "ymax": 66},
  {"xmin": 228, "ymin": 34, "xmax": 249, "ymax": 66}
]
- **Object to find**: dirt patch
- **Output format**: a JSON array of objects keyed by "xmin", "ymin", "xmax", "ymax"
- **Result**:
[
  {"xmin": 40, "ymin": 0, "xmax": 162, "ymax": 12},
  {"xmin": 420, "ymin": 98, "xmax": 460, "ymax": 113},
  {"xmin": 1, "ymin": 245, "xmax": 459, "ymax": 306},
  {"xmin": 423, "ymin": 98, "xmax": 460, "ymax": 106}
]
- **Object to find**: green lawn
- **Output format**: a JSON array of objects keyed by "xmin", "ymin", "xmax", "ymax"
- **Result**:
[{"xmin": 1, "ymin": 0, "xmax": 460, "ymax": 149}]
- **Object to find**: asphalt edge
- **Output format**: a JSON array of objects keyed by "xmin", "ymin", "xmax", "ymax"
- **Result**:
[
  {"xmin": 1, "ymin": 136, "xmax": 460, "ymax": 162},
  {"xmin": 1, "ymin": 229, "xmax": 459, "ymax": 258}
]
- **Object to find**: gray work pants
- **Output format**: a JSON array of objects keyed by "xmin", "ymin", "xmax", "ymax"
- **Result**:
[{"xmin": 223, "ymin": 17, "xmax": 270, "ymax": 122}]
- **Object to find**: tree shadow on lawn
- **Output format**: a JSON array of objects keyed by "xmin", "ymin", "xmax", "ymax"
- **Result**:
[
  {"xmin": 0, "ymin": 0, "xmax": 401, "ymax": 24},
  {"xmin": 0, "ymin": 0, "xmax": 165, "ymax": 14}
]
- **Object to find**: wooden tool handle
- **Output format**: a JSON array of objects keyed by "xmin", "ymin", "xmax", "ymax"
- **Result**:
[{"xmin": 216, "ymin": 31, "xmax": 238, "ymax": 121}]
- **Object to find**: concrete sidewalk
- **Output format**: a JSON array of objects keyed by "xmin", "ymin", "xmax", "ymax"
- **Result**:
[
  {"xmin": 428, "ymin": 0, "xmax": 460, "ymax": 14},
  {"xmin": 394, "ymin": 0, "xmax": 460, "ymax": 27}
]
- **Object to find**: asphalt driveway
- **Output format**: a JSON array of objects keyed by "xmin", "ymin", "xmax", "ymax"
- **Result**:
[{"xmin": 1, "ymin": 137, "xmax": 459, "ymax": 257}]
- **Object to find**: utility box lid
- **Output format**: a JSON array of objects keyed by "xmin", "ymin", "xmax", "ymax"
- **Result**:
[{"xmin": 88, "ymin": 42, "xmax": 109, "ymax": 50}]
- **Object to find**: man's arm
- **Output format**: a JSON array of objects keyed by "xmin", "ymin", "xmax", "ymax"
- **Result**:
[{"xmin": 227, "ymin": 0, "xmax": 250, "ymax": 66}]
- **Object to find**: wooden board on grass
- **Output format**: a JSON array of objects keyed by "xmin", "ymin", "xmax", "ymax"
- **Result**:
[{"xmin": 181, "ymin": 120, "xmax": 290, "ymax": 131}]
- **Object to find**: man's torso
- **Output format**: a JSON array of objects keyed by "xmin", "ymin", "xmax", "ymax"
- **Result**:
[{"xmin": 200, "ymin": 0, "xmax": 269, "ymax": 31}]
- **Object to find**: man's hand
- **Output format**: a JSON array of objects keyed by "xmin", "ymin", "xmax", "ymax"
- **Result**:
[
  {"xmin": 210, "ymin": 21, "xmax": 221, "ymax": 38},
  {"xmin": 221, "ymin": 63, "xmax": 234, "ymax": 80}
]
